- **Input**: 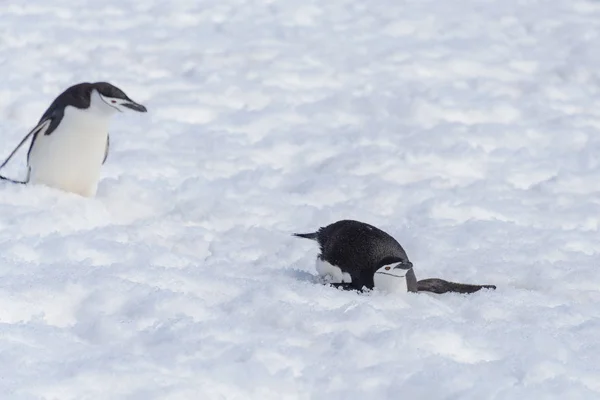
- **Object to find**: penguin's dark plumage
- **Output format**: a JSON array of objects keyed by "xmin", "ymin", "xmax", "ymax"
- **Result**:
[{"xmin": 294, "ymin": 220, "xmax": 415, "ymax": 291}]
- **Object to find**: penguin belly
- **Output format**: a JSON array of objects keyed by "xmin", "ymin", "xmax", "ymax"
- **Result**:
[
  {"xmin": 315, "ymin": 258, "xmax": 352, "ymax": 283},
  {"xmin": 28, "ymin": 109, "xmax": 109, "ymax": 197}
]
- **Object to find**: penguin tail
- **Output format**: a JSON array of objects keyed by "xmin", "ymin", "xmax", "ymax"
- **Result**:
[
  {"xmin": 417, "ymin": 278, "xmax": 496, "ymax": 294},
  {"xmin": 292, "ymin": 232, "xmax": 319, "ymax": 241}
]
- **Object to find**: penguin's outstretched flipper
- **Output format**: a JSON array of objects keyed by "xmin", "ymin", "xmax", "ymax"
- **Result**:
[
  {"xmin": 417, "ymin": 278, "xmax": 496, "ymax": 294},
  {"xmin": 0, "ymin": 175, "xmax": 26, "ymax": 184}
]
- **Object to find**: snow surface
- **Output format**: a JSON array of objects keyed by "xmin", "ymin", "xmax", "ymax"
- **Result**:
[{"xmin": 2, "ymin": 0, "xmax": 600, "ymax": 398}]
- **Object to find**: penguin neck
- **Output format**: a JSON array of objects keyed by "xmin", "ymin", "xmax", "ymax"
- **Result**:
[
  {"xmin": 87, "ymin": 89, "xmax": 121, "ymax": 118},
  {"xmin": 373, "ymin": 265, "xmax": 410, "ymax": 293},
  {"xmin": 61, "ymin": 90, "xmax": 117, "ymax": 132},
  {"xmin": 64, "ymin": 105, "xmax": 112, "ymax": 132}
]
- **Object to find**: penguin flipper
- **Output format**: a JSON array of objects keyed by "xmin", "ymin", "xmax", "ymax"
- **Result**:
[
  {"xmin": 103, "ymin": 134, "xmax": 110, "ymax": 164},
  {"xmin": 0, "ymin": 175, "xmax": 26, "ymax": 184},
  {"xmin": 26, "ymin": 115, "xmax": 58, "ymax": 165},
  {"xmin": 417, "ymin": 278, "xmax": 496, "ymax": 294},
  {"xmin": 1, "ymin": 118, "xmax": 54, "ymax": 185}
]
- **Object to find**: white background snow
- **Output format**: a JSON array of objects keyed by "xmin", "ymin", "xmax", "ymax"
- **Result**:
[{"xmin": 1, "ymin": 0, "xmax": 600, "ymax": 398}]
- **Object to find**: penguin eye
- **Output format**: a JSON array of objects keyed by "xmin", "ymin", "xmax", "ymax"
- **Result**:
[{"xmin": 385, "ymin": 266, "xmax": 391, "ymax": 270}]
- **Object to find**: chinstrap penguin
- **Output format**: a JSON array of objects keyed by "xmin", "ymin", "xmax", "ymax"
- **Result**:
[
  {"xmin": 293, "ymin": 219, "xmax": 496, "ymax": 294},
  {"xmin": 0, "ymin": 82, "xmax": 147, "ymax": 197}
]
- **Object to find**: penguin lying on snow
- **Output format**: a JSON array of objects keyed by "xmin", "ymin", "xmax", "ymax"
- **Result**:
[
  {"xmin": 0, "ymin": 82, "xmax": 147, "ymax": 197},
  {"xmin": 294, "ymin": 219, "xmax": 496, "ymax": 294}
]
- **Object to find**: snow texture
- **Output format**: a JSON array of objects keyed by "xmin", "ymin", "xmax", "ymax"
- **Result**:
[{"xmin": 1, "ymin": 0, "xmax": 600, "ymax": 398}]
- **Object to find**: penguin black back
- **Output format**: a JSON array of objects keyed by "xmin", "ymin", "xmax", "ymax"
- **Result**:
[
  {"xmin": 40, "ymin": 83, "xmax": 93, "ymax": 118},
  {"xmin": 35, "ymin": 83, "xmax": 95, "ymax": 141},
  {"xmin": 294, "ymin": 219, "xmax": 412, "ymax": 289}
]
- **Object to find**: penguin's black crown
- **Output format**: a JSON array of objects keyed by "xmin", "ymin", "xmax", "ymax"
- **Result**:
[{"xmin": 94, "ymin": 82, "xmax": 130, "ymax": 99}]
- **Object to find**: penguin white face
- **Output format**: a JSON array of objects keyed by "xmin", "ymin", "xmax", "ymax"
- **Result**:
[
  {"xmin": 94, "ymin": 91, "xmax": 147, "ymax": 114},
  {"xmin": 373, "ymin": 261, "xmax": 412, "ymax": 293},
  {"xmin": 96, "ymin": 94, "xmax": 143, "ymax": 113},
  {"xmin": 91, "ymin": 82, "xmax": 147, "ymax": 114}
]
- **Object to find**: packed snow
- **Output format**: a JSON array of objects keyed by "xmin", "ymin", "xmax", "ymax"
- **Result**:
[{"xmin": 2, "ymin": 0, "xmax": 600, "ymax": 398}]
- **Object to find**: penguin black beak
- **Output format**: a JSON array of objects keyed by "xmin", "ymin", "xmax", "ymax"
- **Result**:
[
  {"xmin": 122, "ymin": 101, "xmax": 147, "ymax": 112},
  {"xmin": 394, "ymin": 261, "xmax": 413, "ymax": 270}
]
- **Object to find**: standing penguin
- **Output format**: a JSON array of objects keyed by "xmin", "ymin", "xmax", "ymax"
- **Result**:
[
  {"xmin": 294, "ymin": 219, "xmax": 496, "ymax": 294},
  {"xmin": 0, "ymin": 82, "xmax": 147, "ymax": 197}
]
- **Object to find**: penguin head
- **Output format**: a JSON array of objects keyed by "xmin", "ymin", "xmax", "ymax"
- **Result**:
[
  {"xmin": 373, "ymin": 259, "xmax": 414, "ymax": 293},
  {"xmin": 91, "ymin": 82, "xmax": 147, "ymax": 114}
]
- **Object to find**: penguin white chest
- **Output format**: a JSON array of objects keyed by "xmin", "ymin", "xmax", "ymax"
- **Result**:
[
  {"xmin": 28, "ymin": 106, "xmax": 109, "ymax": 197},
  {"xmin": 373, "ymin": 266, "xmax": 409, "ymax": 293}
]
